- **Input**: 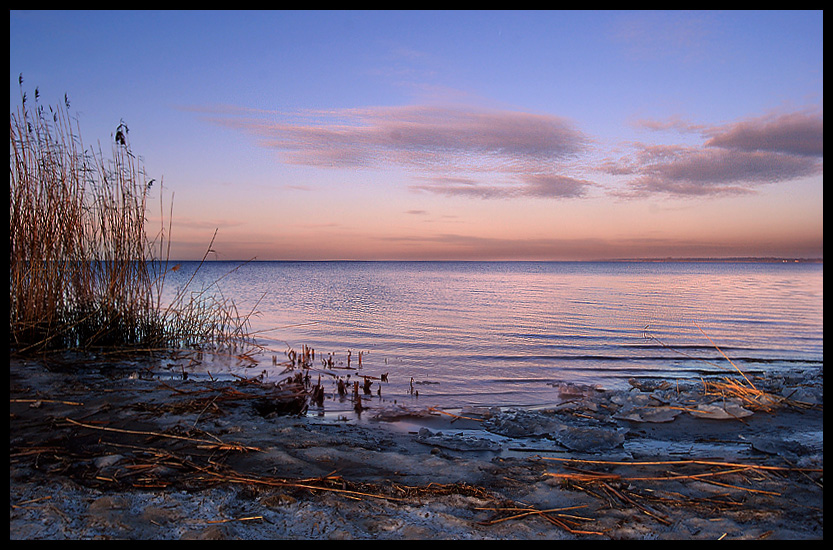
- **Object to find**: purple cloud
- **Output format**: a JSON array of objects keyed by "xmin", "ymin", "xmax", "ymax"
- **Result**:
[
  {"xmin": 411, "ymin": 173, "xmax": 593, "ymax": 199},
  {"xmin": 205, "ymin": 102, "xmax": 821, "ymax": 200},
  {"xmin": 703, "ymin": 110, "xmax": 823, "ymax": 157},
  {"xmin": 610, "ymin": 108, "xmax": 823, "ymax": 197},
  {"xmin": 521, "ymin": 174, "xmax": 596, "ymax": 198},
  {"xmin": 207, "ymin": 104, "xmax": 594, "ymax": 199}
]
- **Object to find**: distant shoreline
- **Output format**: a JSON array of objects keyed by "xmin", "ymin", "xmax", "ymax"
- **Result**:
[
  {"xmin": 602, "ymin": 257, "xmax": 823, "ymax": 264},
  {"xmin": 159, "ymin": 257, "xmax": 823, "ymax": 264}
]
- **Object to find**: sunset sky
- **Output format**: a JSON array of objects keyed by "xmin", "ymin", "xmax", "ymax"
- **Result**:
[{"xmin": 10, "ymin": 10, "xmax": 823, "ymax": 261}]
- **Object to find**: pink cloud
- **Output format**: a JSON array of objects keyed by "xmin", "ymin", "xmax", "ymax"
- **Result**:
[
  {"xmin": 703, "ymin": 109, "xmax": 823, "ymax": 157},
  {"xmin": 609, "ymin": 108, "xmax": 823, "ymax": 197},
  {"xmin": 208, "ymin": 104, "xmax": 594, "ymax": 199},
  {"xmin": 206, "ymin": 103, "xmax": 822, "ymax": 200}
]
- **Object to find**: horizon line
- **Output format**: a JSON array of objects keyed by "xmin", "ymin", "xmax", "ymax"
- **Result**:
[{"xmin": 162, "ymin": 256, "xmax": 823, "ymax": 263}]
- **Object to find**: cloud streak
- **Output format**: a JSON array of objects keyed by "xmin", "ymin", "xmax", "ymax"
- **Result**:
[
  {"xmin": 409, "ymin": 173, "xmax": 594, "ymax": 200},
  {"xmin": 611, "ymin": 109, "xmax": 823, "ymax": 197},
  {"xmin": 374, "ymin": 230, "xmax": 821, "ymax": 261},
  {"xmin": 703, "ymin": 110, "xmax": 823, "ymax": 157},
  {"xmin": 204, "ymin": 103, "xmax": 822, "ymax": 200},
  {"xmin": 207, "ymin": 104, "xmax": 595, "ymax": 199}
]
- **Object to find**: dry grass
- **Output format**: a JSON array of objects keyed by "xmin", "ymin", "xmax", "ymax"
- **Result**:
[{"xmin": 10, "ymin": 78, "xmax": 252, "ymax": 357}]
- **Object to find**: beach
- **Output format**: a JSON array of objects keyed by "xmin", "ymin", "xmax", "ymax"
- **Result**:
[{"xmin": 10, "ymin": 354, "xmax": 823, "ymax": 540}]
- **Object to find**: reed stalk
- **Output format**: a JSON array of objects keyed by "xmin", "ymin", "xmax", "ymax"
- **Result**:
[{"xmin": 10, "ymin": 79, "xmax": 251, "ymax": 356}]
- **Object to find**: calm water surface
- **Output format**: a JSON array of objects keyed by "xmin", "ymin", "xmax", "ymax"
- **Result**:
[{"xmin": 160, "ymin": 261, "xmax": 823, "ymax": 412}]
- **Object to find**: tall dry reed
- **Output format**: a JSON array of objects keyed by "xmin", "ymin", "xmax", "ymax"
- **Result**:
[{"xmin": 10, "ymin": 78, "xmax": 252, "ymax": 355}]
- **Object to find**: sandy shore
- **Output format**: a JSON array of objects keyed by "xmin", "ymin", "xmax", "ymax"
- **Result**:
[{"xmin": 10, "ymin": 354, "xmax": 823, "ymax": 540}]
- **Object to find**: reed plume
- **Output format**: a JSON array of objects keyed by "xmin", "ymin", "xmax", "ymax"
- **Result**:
[{"xmin": 10, "ymin": 78, "xmax": 251, "ymax": 355}]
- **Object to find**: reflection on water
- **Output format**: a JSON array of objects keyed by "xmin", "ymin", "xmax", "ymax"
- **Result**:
[{"xmin": 159, "ymin": 261, "xmax": 823, "ymax": 411}]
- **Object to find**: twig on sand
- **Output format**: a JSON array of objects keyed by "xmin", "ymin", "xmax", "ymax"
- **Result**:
[
  {"xmin": 11, "ymin": 398, "xmax": 84, "ymax": 407},
  {"xmin": 205, "ymin": 516, "xmax": 264, "ymax": 524},
  {"xmin": 63, "ymin": 417, "xmax": 262, "ymax": 453},
  {"xmin": 478, "ymin": 503, "xmax": 603, "ymax": 536},
  {"xmin": 539, "ymin": 454, "xmax": 821, "ymax": 527},
  {"xmin": 427, "ymin": 407, "xmax": 485, "ymax": 422}
]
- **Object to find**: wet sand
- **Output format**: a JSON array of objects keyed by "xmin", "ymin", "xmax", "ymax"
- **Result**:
[{"xmin": 10, "ymin": 355, "xmax": 823, "ymax": 540}]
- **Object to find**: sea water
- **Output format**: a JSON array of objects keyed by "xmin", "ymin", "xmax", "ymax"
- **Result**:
[{"xmin": 158, "ymin": 260, "xmax": 823, "ymax": 412}]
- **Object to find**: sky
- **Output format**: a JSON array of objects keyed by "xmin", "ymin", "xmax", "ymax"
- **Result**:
[{"xmin": 10, "ymin": 10, "xmax": 824, "ymax": 261}]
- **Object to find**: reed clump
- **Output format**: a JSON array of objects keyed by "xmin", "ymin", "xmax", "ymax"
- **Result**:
[{"xmin": 10, "ymin": 79, "xmax": 250, "ymax": 355}]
